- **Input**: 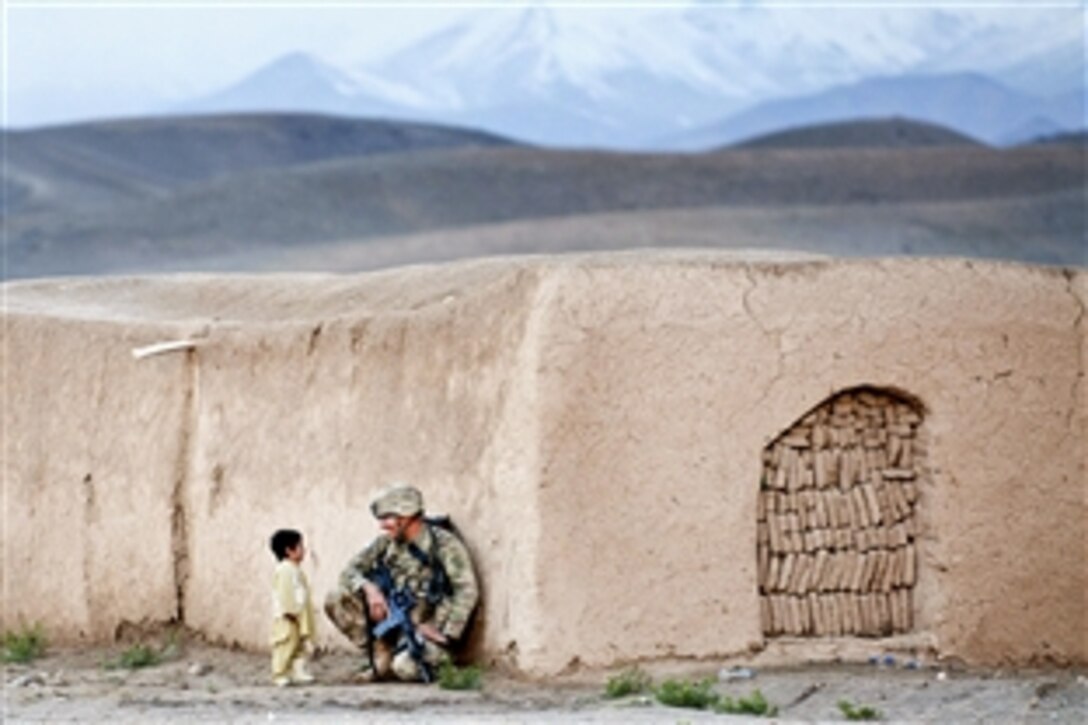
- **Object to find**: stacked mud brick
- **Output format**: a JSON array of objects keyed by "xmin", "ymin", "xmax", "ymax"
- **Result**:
[{"xmin": 757, "ymin": 389, "xmax": 923, "ymax": 638}]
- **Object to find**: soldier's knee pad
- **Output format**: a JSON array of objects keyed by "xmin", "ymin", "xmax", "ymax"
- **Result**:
[
  {"xmin": 324, "ymin": 589, "xmax": 353, "ymax": 617},
  {"xmin": 391, "ymin": 650, "xmax": 420, "ymax": 682}
]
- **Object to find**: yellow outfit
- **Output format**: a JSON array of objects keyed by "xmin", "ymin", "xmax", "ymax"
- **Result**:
[{"xmin": 270, "ymin": 559, "xmax": 315, "ymax": 681}]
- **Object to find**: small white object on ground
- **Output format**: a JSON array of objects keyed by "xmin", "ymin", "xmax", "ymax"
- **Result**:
[
  {"xmin": 187, "ymin": 662, "xmax": 212, "ymax": 676},
  {"xmin": 719, "ymin": 666, "xmax": 757, "ymax": 681},
  {"xmin": 13, "ymin": 672, "xmax": 46, "ymax": 687}
]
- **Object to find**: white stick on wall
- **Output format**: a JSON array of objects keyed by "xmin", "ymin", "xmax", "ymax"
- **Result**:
[{"xmin": 131, "ymin": 340, "xmax": 199, "ymax": 360}]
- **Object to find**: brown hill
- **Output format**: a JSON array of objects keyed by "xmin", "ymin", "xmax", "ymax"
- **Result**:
[
  {"xmin": 166, "ymin": 188, "xmax": 1081, "ymax": 273},
  {"xmin": 4, "ymin": 115, "xmax": 1084, "ymax": 277},
  {"xmin": 733, "ymin": 117, "xmax": 982, "ymax": 150},
  {"xmin": 1, "ymin": 113, "xmax": 518, "ymax": 216}
]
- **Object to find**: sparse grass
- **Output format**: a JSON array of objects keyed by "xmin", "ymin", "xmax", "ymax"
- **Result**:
[
  {"xmin": 838, "ymin": 698, "xmax": 884, "ymax": 721},
  {"xmin": 652, "ymin": 678, "xmax": 779, "ymax": 717},
  {"xmin": 604, "ymin": 666, "xmax": 653, "ymax": 698},
  {"xmin": 653, "ymin": 678, "xmax": 719, "ymax": 710},
  {"xmin": 436, "ymin": 661, "xmax": 483, "ymax": 690},
  {"xmin": 715, "ymin": 689, "xmax": 779, "ymax": 717},
  {"xmin": 104, "ymin": 643, "xmax": 163, "ymax": 670},
  {"xmin": 3, "ymin": 624, "xmax": 47, "ymax": 663}
]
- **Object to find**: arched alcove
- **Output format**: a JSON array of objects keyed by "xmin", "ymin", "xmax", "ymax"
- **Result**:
[{"xmin": 757, "ymin": 387, "xmax": 925, "ymax": 638}]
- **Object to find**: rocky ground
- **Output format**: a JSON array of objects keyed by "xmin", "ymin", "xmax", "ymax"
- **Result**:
[{"xmin": 3, "ymin": 640, "xmax": 1085, "ymax": 723}]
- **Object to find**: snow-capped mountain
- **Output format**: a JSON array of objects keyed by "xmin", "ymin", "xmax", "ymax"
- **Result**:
[{"xmin": 180, "ymin": 4, "xmax": 1086, "ymax": 149}]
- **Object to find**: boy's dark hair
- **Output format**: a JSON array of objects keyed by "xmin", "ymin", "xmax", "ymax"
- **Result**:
[{"xmin": 270, "ymin": 529, "xmax": 303, "ymax": 560}]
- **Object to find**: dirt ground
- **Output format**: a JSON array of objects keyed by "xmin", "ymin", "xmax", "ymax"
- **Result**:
[{"xmin": 3, "ymin": 637, "xmax": 1086, "ymax": 723}]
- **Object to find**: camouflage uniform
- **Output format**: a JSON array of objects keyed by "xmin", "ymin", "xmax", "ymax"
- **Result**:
[{"xmin": 325, "ymin": 485, "xmax": 480, "ymax": 681}]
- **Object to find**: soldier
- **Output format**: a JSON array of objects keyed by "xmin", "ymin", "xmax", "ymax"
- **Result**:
[{"xmin": 325, "ymin": 483, "xmax": 480, "ymax": 682}]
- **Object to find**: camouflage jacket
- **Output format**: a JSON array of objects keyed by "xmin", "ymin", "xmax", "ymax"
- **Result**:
[{"xmin": 339, "ymin": 524, "xmax": 480, "ymax": 642}]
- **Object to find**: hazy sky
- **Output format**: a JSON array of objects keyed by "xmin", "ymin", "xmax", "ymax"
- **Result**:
[
  {"xmin": 3, "ymin": 0, "xmax": 1083, "ymax": 127},
  {"xmin": 5, "ymin": 4, "xmax": 467, "ymax": 94}
]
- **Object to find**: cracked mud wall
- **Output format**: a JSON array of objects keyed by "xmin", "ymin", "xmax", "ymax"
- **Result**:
[
  {"xmin": 2, "ymin": 254, "xmax": 1084, "ymax": 675},
  {"xmin": 142, "ymin": 265, "xmax": 546, "ymax": 659},
  {"xmin": 528, "ymin": 256, "xmax": 1084, "ymax": 673},
  {"xmin": 1, "ymin": 315, "xmax": 191, "ymax": 638},
  {"xmin": 1071, "ymin": 269, "xmax": 1087, "ymax": 659},
  {"xmin": 2, "ymin": 265, "xmax": 547, "ymax": 658}
]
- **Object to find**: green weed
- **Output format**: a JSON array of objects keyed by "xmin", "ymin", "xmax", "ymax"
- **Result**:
[
  {"xmin": 605, "ymin": 667, "xmax": 653, "ymax": 698},
  {"xmin": 436, "ymin": 661, "xmax": 483, "ymax": 690},
  {"xmin": 104, "ymin": 643, "xmax": 163, "ymax": 670},
  {"xmin": 2, "ymin": 624, "xmax": 47, "ymax": 663},
  {"xmin": 715, "ymin": 688, "xmax": 779, "ymax": 717},
  {"xmin": 653, "ymin": 678, "xmax": 719, "ymax": 710},
  {"xmin": 838, "ymin": 698, "xmax": 884, "ymax": 721}
]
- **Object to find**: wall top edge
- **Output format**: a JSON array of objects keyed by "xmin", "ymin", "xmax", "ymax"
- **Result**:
[{"xmin": 2, "ymin": 250, "xmax": 1081, "ymax": 326}]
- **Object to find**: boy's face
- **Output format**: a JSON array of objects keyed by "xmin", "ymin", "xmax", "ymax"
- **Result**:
[{"xmin": 286, "ymin": 540, "xmax": 306, "ymax": 563}]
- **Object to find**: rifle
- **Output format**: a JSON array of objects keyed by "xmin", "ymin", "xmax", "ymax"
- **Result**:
[{"xmin": 368, "ymin": 564, "xmax": 433, "ymax": 683}]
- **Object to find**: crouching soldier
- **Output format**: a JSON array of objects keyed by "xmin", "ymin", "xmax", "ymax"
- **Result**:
[{"xmin": 325, "ymin": 483, "xmax": 480, "ymax": 682}]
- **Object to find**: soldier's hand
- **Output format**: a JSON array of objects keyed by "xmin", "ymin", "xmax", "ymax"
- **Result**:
[
  {"xmin": 361, "ymin": 581, "xmax": 388, "ymax": 621},
  {"xmin": 417, "ymin": 622, "xmax": 448, "ymax": 646}
]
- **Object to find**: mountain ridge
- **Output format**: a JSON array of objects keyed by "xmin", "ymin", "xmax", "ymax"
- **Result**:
[
  {"xmin": 167, "ymin": 5, "xmax": 1084, "ymax": 150},
  {"xmin": 734, "ymin": 117, "xmax": 982, "ymax": 150},
  {"xmin": 8, "ymin": 134, "xmax": 1082, "ymax": 277},
  {"xmin": 1, "ymin": 113, "xmax": 519, "ymax": 216},
  {"xmin": 667, "ymin": 72, "xmax": 1081, "ymax": 149}
]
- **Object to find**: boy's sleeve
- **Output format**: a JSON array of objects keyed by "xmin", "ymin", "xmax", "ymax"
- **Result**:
[{"xmin": 273, "ymin": 565, "xmax": 301, "ymax": 617}]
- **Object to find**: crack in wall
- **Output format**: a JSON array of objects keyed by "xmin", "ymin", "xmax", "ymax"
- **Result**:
[
  {"xmin": 742, "ymin": 266, "xmax": 785, "ymax": 408},
  {"xmin": 1062, "ymin": 270, "xmax": 1085, "ymax": 435},
  {"xmin": 169, "ymin": 347, "xmax": 199, "ymax": 624}
]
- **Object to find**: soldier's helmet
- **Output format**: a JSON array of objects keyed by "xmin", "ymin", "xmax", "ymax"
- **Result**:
[{"xmin": 370, "ymin": 483, "xmax": 424, "ymax": 518}]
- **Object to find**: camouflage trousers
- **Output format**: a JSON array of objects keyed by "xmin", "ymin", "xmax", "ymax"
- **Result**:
[{"xmin": 324, "ymin": 588, "xmax": 447, "ymax": 682}]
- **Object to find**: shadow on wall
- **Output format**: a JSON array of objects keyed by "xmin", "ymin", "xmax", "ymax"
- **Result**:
[{"xmin": 758, "ymin": 386, "xmax": 926, "ymax": 639}]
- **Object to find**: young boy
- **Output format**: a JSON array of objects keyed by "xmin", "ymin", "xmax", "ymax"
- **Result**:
[{"xmin": 269, "ymin": 528, "xmax": 316, "ymax": 687}]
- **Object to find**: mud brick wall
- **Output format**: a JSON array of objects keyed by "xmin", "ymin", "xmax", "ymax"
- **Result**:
[
  {"xmin": 2, "ymin": 254, "xmax": 1084, "ymax": 675},
  {"xmin": 758, "ymin": 389, "xmax": 922, "ymax": 638}
]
